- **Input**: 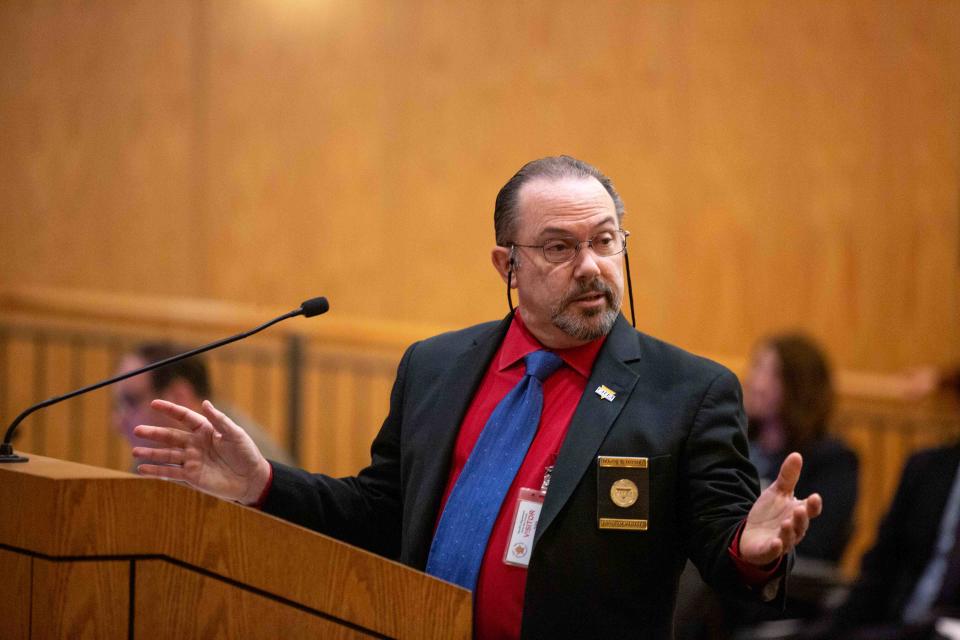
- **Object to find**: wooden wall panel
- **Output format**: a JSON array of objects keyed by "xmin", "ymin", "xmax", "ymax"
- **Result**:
[
  {"xmin": 1, "ymin": 1, "xmax": 959, "ymax": 368},
  {"xmin": 0, "ymin": 0, "xmax": 960, "ymax": 370},
  {"xmin": 0, "ymin": 1, "xmax": 205, "ymax": 296}
]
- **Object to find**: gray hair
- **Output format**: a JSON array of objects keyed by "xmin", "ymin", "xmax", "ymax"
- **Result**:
[{"xmin": 493, "ymin": 155, "xmax": 625, "ymax": 246}]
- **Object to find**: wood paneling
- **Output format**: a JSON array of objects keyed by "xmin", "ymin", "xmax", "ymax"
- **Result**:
[
  {"xmin": 1, "ymin": 1, "xmax": 957, "ymax": 372},
  {"xmin": 0, "ymin": 1, "xmax": 204, "ymax": 296},
  {"xmin": 0, "ymin": 455, "xmax": 473, "ymax": 639},
  {"xmin": 0, "ymin": 549, "xmax": 31, "ymax": 640},
  {"xmin": 135, "ymin": 560, "xmax": 370, "ymax": 639},
  {"xmin": 31, "ymin": 558, "xmax": 129, "ymax": 638}
]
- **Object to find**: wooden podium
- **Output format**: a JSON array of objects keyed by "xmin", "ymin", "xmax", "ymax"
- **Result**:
[{"xmin": 0, "ymin": 455, "xmax": 471, "ymax": 639}]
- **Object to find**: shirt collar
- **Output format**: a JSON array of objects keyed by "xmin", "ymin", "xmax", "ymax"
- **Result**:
[{"xmin": 498, "ymin": 310, "xmax": 607, "ymax": 379}]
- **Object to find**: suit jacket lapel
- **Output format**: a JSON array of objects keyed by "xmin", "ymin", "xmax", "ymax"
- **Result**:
[
  {"xmin": 534, "ymin": 316, "xmax": 642, "ymax": 547},
  {"xmin": 405, "ymin": 314, "xmax": 512, "ymax": 567}
]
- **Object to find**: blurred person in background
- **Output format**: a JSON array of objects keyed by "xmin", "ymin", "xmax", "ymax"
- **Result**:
[
  {"xmin": 803, "ymin": 367, "xmax": 960, "ymax": 640},
  {"xmin": 113, "ymin": 342, "xmax": 293, "ymax": 469},
  {"xmin": 744, "ymin": 333, "xmax": 859, "ymax": 566},
  {"xmin": 677, "ymin": 333, "xmax": 858, "ymax": 639}
]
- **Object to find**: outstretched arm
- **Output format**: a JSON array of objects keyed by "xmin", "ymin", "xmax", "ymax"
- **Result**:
[
  {"xmin": 133, "ymin": 399, "xmax": 272, "ymax": 505},
  {"xmin": 739, "ymin": 452, "xmax": 823, "ymax": 566}
]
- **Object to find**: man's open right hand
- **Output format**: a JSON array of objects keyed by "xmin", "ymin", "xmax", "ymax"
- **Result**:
[{"xmin": 133, "ymin": 399, "xmax": 272, "ymax": 505}]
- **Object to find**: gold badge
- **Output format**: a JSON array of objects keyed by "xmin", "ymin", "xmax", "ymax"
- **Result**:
[
  {"xmin": 610, "ymin": 478, "xmax": 639, "ymax": 508},
  {"xmin": 597, "ymin": 456, "xmax": 649, "ymax": 531}
]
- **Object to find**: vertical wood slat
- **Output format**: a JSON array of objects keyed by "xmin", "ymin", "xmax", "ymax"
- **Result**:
[
  {"xmin": 68, "ymin": 336, "xmax": 85, "ymax": 461},
  {"xmin": 30, "ymin": 334, "xmax": 47, "ymax": 456},
  {"xmin": 5, "ymin": 335, "xmax": 38, "ymax": 455},
  {"xmin": 41, "ymin": 340, "xmax": 74, "ymax": 462},
  {"xmin": 0, "ymin": 328, "xmax": 8, "ymax": 439}
]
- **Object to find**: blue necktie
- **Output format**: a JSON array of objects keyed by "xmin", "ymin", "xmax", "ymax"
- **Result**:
[{"xmin": 426, "ymin": 350, "xmax": 564, "ymax": 591}]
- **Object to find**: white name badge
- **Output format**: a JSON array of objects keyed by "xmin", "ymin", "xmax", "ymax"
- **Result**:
[{"xmin": 503, "ymin": 488, "xmax": 545, "ymax": 568}]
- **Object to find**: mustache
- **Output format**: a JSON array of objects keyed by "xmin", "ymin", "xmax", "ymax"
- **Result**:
[{"xmin": 556, "ymin": 278, "xmax": 615, "ymax": 310}]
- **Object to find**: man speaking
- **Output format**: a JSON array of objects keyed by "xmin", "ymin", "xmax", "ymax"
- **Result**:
[{"xmin": 133, "ymin": 156, "xmax": 821, "ymax": 639}]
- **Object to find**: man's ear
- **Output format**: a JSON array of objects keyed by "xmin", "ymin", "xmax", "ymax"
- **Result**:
[
  {"xmin": 159, "ymin": 378, "xmax": 203, "ymax": 412},
  {"xmin": 491, "ymin": 246, "xmax": 516, "ymax": 286}
]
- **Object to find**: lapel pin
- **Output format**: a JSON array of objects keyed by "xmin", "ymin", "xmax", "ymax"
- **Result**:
[{"xmin": 595, "ymin": 385, "xmax": 616, "ymax": 402}]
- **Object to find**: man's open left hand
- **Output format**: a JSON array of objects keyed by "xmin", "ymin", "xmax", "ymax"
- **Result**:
[{"xmin": 740, "ymin": 452, "xmax": 823, "ymax": 567}]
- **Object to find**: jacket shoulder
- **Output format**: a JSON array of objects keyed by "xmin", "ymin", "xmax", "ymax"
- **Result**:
[
  {"xmin": 398, "ymin": 318, "xmax": 504, "ymax": 374},
  {"xmin": 631, "ymin": 329, "xmax": 738, "ymax": 386},
  {"xmin": 408, "ymin": 319, "xmax": 502, "ymax": 355},
  {"xmin": 902, "ymin": 442, "xmax": 960, "ymax": 477}
]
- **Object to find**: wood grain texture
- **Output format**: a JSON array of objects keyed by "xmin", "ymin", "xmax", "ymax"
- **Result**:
[
  {"xmin": 1, "ymin": 1, "xmax": 957, "ymax": 373},
  {"xmin": 31, "ymin": 557, "xmax": 128, "ymax": 639},
  {"xmin": 0, "ymin": 455, "xmax": 472, "ymax": 639},
  {"xmin": 0, "ymin": 549, "xmax": 31, "ymax": 640},
  {"xmin": 135, "ymin": 559, "xmax": 370, "ymax": 639}
]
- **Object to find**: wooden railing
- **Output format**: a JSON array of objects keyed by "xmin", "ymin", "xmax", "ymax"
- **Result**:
[
  {"xmin": 833, "ymin": 396, "xmax": 960, "ymax": 575},
  {"xmin": 2, "ymin": 286, "xmax": 958, "ymax": 577},
  {"xmin": 0, "ymin": 286, "xmax": 421, "ymax": 477}
]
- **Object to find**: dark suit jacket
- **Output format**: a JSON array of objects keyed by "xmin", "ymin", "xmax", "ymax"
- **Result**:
[
  {"xmin": 263, "ymin": 314, "xmax": 770, "ymax": 638},
  {"xmin": 833, "ymin": 442, "xmax": 960, "ymax": 630}
]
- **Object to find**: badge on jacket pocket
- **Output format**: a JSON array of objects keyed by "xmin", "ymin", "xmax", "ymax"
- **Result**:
[{"xmin": 597, "ymin": 456, "xmax": 649, "ymax": 531}]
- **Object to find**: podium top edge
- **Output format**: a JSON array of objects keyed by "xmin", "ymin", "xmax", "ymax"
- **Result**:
[{"xmin": 0, "ymin": 453, "xmax": 136, "ymax": 480}]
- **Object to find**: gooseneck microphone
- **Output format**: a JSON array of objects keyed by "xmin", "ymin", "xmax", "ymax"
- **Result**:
[{"xmin": 0, "ymin": 296, "xmax": 330, "ymax": 463}]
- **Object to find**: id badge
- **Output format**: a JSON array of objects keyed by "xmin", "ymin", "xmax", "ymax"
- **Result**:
[{"xmin": 503, "ymin": 488, "xmax": 544, "ymax": 567}]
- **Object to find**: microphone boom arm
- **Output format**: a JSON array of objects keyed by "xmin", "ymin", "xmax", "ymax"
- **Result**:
[{"xmin": 0, "ymin": 297, "xmax": 327, "ymax": 463}]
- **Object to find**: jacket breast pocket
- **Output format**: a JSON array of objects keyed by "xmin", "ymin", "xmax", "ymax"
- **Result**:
[{"xmin": 596, "ymin": 454, "xmax": 673, "ymax": 532}]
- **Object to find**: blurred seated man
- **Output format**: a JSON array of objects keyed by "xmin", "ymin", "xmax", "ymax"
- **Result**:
[
  {"xmin": 812, "ymin": 458, "xmax": 960, "ymax": 638},
  {"xmin": 113, "ymin": 342, "xmax": 293, "ymax": 468},
  {"xmin": 802, "ymin": 374, "xmax": 960, "ymax": 640}
]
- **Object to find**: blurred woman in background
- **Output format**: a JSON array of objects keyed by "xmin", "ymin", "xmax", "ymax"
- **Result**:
[
  {"xmin": 744, "ymin": 332, "xmax": 859, "ymax": 564},
  {"xmin": 677, "ymin": 333, "xmax": 859, "ymax": 639}
]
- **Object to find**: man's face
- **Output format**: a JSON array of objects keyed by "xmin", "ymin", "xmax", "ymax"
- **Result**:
[
  {"xmin": 504, "ymin": 176, "xmax": 625, "ymax": 349},
  {"xmin": 112, "ymin": 355, "xmax": 165, "ymax": 447}
]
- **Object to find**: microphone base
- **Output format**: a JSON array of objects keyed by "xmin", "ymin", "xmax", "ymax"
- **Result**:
[{"xmin": 0, "ymin": 442, "xmax": 29, "ymax": 463}]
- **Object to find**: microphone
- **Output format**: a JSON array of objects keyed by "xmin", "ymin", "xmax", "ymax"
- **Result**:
[
  {"xmin": 0, "ymin": 296, "xmax": 330, "ymax": 463},
  {"xmin": 299, "ymin": 296, "xmax": 329, "ymax": 318}
]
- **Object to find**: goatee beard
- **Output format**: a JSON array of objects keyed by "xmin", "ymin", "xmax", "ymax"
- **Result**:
[{"xmin": 551, "ymin": 278, "xmax": 621, "ymax": 341}]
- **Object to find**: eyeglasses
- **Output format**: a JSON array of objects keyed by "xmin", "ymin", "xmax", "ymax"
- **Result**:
[{"xmin": 512, "ymin": 229, "xmax": 629, "ymax": 264}]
